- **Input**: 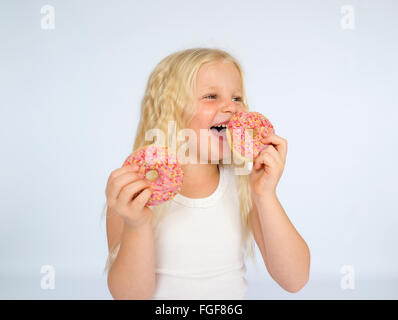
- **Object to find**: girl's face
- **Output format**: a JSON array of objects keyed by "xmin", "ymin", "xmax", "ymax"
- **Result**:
[{"xmin": 187, "ymin": 60, "xmax": 245, "ymax": 163}]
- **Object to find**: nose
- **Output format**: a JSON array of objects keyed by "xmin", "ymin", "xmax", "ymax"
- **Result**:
[{"xmin": 220, "ymin": 100, "xmax": 238, "ymax": 114}]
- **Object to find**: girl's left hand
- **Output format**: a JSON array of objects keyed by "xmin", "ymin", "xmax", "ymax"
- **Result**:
[{"xmin": 250, "ymin": 132, "xmax": 288, "ymax": 198}]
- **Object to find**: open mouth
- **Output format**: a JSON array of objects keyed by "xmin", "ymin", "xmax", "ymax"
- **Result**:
[
  {"xmin": 210, "ymin": 124, "xmax": 227, "ymax": 132},
  {"xmin": 210, "ymin": 124, "xmax": 227, "ymax": 137}
]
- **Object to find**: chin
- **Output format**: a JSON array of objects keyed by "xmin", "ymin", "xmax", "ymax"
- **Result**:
[{"xmin": 208, "ymin": 146, "xmax": 228, "ymax": 163}]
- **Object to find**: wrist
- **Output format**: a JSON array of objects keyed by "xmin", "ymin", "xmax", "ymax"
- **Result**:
[
  {"xmin": 253, "ymin": 191, "xmax": 278, "ymax": 207},
  {"xmin": 124, "ymin": 215, "xmax": 152, "ymax": 233}
]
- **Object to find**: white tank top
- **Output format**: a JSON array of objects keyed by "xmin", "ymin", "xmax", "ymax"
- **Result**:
[{"xmin": 152, "ymin": 165, "xmax": 248, "ymax": 299}]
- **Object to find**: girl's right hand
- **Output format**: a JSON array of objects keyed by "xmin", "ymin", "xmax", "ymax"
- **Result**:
[{"xmin": 105, "ymin": 164, "xmax": 153, "ymax": 229}]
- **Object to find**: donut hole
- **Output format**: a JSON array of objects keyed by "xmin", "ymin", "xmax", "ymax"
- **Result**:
[{"xmin": 145, "ymin": 169, "xmax": 159, "ymax": 181}]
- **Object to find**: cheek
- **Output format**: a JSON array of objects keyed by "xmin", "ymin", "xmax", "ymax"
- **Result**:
[
  {"xmin": 237, "ymin": 104, "xmax": 246, "ymax": 113},
  {"xmin": 185, "ymin": 103, "xmax": 218, "ymax": 151},
  {"xmin": 190, "ymin": 103, "xmax": 217, "ymax": 129}
]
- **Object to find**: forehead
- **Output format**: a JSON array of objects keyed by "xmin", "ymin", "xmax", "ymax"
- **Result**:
[{"xmin": 196, "ymin": 61, "xmax": 242, "ymax": 92}]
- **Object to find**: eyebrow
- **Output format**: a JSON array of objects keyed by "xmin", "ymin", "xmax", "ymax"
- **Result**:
[{"xmin": 200, "ymin": 86, "xmax": 242, "ymax": 94}]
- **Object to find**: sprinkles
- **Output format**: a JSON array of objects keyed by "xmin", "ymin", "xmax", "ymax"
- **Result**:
[
  {"xmin": 226, "ymin": 111, "xmax": 275, "ymax": 162},
  {"xmin": 122, "ymin": 145, "xmax": 184, "ymax": 206}
]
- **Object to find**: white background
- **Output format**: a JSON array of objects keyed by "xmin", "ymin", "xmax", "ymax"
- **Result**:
[{"xmin": 1, "ymin": 0, "xmax": 397, "ymax": 299}]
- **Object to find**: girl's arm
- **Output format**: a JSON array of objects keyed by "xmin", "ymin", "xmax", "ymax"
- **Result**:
[
  {"xmin": 249, "ymin": 133, "xmax": 310, "ymax": 292},
  {"xmin": 250, "ymin": 195, "xmax": 310, "ymax": 292},
  {"xmin": 106, "ymin": 206, "xmax": 156, "ymax": 299}
]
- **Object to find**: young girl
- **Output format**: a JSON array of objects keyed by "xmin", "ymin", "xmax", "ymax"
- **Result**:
[{"xmin": 103, "ymin": 48, "xmax": 310, "ymax": 300}]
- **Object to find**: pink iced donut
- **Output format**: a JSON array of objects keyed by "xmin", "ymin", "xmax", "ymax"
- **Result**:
[
  {"xmin": 226, "ymin": 111, "xmax": 275, "ymax": 162},
  {"xmin": 122, "ymin": 145, "xmax": 184, "ymax": 206}
]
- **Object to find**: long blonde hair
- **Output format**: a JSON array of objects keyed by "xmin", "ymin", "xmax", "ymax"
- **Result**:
[{"xmin": 102, "ymin": 48, "xmax": 256, "ymax": 274}]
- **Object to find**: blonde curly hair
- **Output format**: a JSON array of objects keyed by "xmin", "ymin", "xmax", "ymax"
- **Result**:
[{"xmin": 102, "ymin": 47, "xmax": 256, "ymax": 274}]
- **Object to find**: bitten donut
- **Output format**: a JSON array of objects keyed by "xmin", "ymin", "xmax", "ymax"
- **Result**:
[
  {"xmin": 226, "ymin": 111, "xmax": 275, "ymax": 162},
  {"xmin": 122, "ymin": 145, "xmax": 184, "ymax": 206}
]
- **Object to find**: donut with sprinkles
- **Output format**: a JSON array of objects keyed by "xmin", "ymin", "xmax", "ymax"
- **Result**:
[
  {"xmin": 226, "ymin": 111, "xmax": 275, "ymax": 162},
  {"xmin": 122, "ymin": 145, "xmax": 184, "ymax": 206}
]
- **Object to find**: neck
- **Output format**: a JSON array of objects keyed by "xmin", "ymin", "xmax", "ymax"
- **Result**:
[{"xmin": 179, "ymin": 163, "xmax": 220, "ymax": 198}]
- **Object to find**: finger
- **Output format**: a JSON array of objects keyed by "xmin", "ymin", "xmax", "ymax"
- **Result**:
[
  {"xmin": 106, "ymin": 171, "xmax": 145, "ymax": 203},
  {"xmin": 111, "ymin": 164, "xmax": 140, "ymax": 180},
  {"xmin": 260, "ymin": 152, "xmax": 277, "ymax": 169},
  {"xmin": 260, "ymin": 128, "xmax": 275, "ymax": 138},
  {"xmin": 259, "ymin": 144, "xmax": 283, "ymax": 165},
  {"xmin": 254, "ymin": 150, "xmax": 277, "ymax": 170},
  {"xmin": 253, "ymin": 151, "xmax": 264, "ymax": 170},
  {"xmin": 118, "ymin": 179, "xmax": 151, "ymax": 206},
  {"xmin": 129, "ymin": 187, "xmax": 153, "ymax": 212},
  {"xmin": 262, "ymin": 134, "xmax": 287, "ymax": 162},
  {"xmin": 106, "ymin": 165, "xmax": 140, "ymax": 193}
]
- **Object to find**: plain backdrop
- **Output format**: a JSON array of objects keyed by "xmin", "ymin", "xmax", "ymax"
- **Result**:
[{"xmin": 1, "ymin": 0, "xmax": 397, "ymax": 299}]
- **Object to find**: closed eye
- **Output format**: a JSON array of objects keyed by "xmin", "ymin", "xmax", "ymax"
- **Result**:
[
  {"xmin": 204, "ymin": 95, "xmax": 242, "ymax": 102},
  {"xmin": 204, "ymin": 94, "xmax": 217, "ymax": 99}
]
